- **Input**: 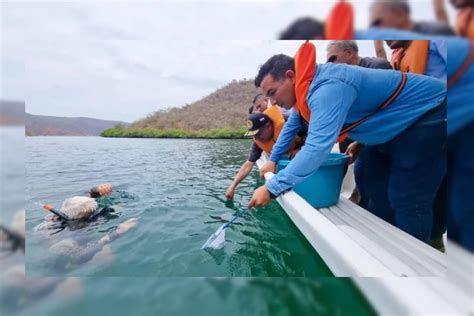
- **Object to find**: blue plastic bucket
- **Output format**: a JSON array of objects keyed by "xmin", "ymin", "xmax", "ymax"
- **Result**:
[{"xmin": 277, "ymin": 153, "xmax": 349, "ymax": 208}]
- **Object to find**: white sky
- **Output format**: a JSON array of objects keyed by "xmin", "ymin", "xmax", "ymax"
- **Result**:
[{"xmin": 0, "ymin": 0, "xmax": 456, "ymax": 122}]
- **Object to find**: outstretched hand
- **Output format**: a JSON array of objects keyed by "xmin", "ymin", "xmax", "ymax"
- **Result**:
[
  {"xmin": 248, "ymin": 186, "xmax": 272, "ymax": 208},
  {"xmin": 225, "ymin": 186, "xmax": 235, "ymax": 200}
]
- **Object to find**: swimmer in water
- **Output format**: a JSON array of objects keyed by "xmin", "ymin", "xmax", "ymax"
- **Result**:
[{"xmin": 40, "ymin": 183, "xmax": 114, "ymax": 223}]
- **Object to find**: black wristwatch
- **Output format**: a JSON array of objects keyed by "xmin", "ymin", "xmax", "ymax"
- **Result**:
[{"xmin": 270, "ymin": 188, "xmax": 291, "ymax": 199}]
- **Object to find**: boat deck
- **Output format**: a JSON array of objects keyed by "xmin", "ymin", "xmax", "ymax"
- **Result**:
[
  {"xmin": 320, "ymin": 198, "xmax": 445, "ymax": 277},
  {"xmin": 256, "ymin": 157, "xmax": 473, "ymax": 314}
]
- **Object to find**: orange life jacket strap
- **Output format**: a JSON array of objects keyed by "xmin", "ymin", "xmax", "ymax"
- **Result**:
[
  {"xmin": 324, "ymin": 0, "xmax": 354, "ymax": 40},
  {"xmin": 448, "ymin": 41, "xmax": 474, "ymax": 88},
  {"xmin": 254, "ymin": 106, "xmax": 285, "ymax": 155},
  {"xmin": 294, "ymin": 41, "xmax": 316, "ymax": 124},
  {"xmin": 337, "ymin": 72, "xmax": 408, "ymax": 142}
]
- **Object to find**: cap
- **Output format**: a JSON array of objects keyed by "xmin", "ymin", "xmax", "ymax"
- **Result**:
[{"xmin": 244, "ymin": 113, "xmax": 270, "ymax": 137}]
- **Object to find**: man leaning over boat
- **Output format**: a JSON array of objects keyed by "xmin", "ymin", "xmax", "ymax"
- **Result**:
[
  {"xmin": 249, "ymin": 41, "xmax": 447, "ymax": 247},
  {"xmin": 225, "ymin": 95, "xmax": 303, "ymax": 200}
]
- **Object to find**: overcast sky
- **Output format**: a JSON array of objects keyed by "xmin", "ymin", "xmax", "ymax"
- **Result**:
[{"xmin": 1, "ymin": 0, "xmax": 456, "ymax": 122}]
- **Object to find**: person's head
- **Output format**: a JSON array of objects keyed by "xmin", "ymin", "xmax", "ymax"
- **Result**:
[
  {"xmin": 244, "ymin": 113, "xmax": 274, "ymax": 142},
  {"xmin": 385, "ymin": 40, "xmax": 412, "ymax": 50},
  {"xmin": 248, "ymin": 105, "xmax": 254, "ymax": 115},
  {"xmin": 279, "ymin": 17, "xmax": 325, "ymax": 39},
  {"xmin": 326, "ymin": 40, "xmax": 360, "ymax": 65},
  {"xmin": 450, "ymin": 0, "xmax": 474, "ymax": 9},
  {"xmin": 252, "ymin": 93, "xmax": 269, "ymax": 113},
  {"xmin": 89, "ymin": 183, "xmax": 112, "ymax": 198},
  {"xmin": 254, "ymin": 54, "xmax": 296, "ymax": 109},
  {"xmin": 370, "ymin": 0, "xmax": 413, "ymax": 30}
]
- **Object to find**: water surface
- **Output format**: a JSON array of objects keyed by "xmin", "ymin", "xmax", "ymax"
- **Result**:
[
  {"xmin": 26, "ymin": 137, "xmax": 332, "ymax": 277},
  {"xmin": 0, "ymin": 132, "xmax": 376, "ymax": 315}
]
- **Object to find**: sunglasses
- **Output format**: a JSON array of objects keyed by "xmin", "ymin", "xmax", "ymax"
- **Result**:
[
  {"xmin": 326, "ymin": 55, "xmax": 337, "ymax": 63},
  {"xmin": 370, "ymin": 18, "xmax": 383, "ymax": 27}
]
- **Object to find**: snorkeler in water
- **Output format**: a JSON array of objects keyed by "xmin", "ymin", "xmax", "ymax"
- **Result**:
[{"xmin": 40, "ymin": 183, "xmax": 115, "ymax": 223}]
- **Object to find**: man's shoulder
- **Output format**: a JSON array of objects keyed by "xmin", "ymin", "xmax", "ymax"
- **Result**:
[
  {"xmin": 316, "ymin": 62, "xmax": 351, "ymax": 77},
  {"xmin": 359, "ymin": 57, "xmax": 392, "ymax": 69},
  {"xmin": 250, "ymin": 141, "xmax": 263, "ymax": 152}
]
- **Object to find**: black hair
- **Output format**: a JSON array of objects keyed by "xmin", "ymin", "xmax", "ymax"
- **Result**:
[
  {"xmin": 89, "ymin": 188, "xmax": 101, "ymax": 198},
  {"xmin": 252, "ymin": 93, "xmax": 264, "ymax": 104},
  {"xmin": 248, "ymin": 105, "xmax": 254, "ymax": 114},
  {"xmin": 279, "ymin": 17, "xmax": 325, "ymax": 40},
  {"xmin": 372, "ymin": 0, "xmax": 411, "ymax": 15},
  {"xmin": 327, "ymin": 40, "xmax": 359, "ymax": 53},
  {"xmin": 254, "ymin": 54, "xmax": 295, "ymax": 88}
]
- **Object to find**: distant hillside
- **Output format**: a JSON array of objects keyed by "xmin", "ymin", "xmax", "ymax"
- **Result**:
[
  {"xmin": 131, "ymin": 79, "xmax": 258, "ymax": 130},
  {"xmin": 1, "ymin": 99, "xmax": 129, "ymax": 136},
  {"xmin": 0, "ymin": 100, "xmax": 25, "ymax": 125},
  {"xmin": 25, "ymin": 113, "xmax": 129, "ymax": 136}
]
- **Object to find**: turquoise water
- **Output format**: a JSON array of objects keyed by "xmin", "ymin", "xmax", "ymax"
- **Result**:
[
  {"xmin": 0, "ymin": 133, "xmax": 376, "ymax": 315},
  {"xmin": 26, "ymin": 137, "xmax": 334, "ymax": 277},
  {"xmin": 3, "ymin": 276, "xmax": 376, "ymax": 316}
]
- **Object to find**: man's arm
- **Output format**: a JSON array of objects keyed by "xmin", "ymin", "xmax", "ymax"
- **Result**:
[
  {"xmin": 226, "ymin": 160, "xmax": 255, "ymax": 200},
  {"xmin": 433, "ymin": 0, "xmax": 450, "ymax": 24},
  {"xmin": 374, "ymin": 40, "xmax": 388, "ymax": 61},
  {"xmin": 269, "ymin": 109, "xmax": 302, "ymax": 162},
  {"xmin": 265, "ymin": 80, "xmax": 357, "ymax": 196}
]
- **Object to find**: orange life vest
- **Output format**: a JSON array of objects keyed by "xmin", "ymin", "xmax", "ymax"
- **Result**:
[
  {"xmin": 325, "ymin": 0, "xmax": 354, "ymax": 40},
  {"xmin": 391, "ymin": 40, "xmax": 430, "ymax": 75},
  {"xmin": 253, "ymin": 105, "xmax": 285, "ymax": 155},
  {"xmin": 456, "ymin": 7, "xmax": 474, "ymax": 40},
  {"xmin": 293, "ymin": 40, "xmax": 408, "ymax": 143},
  {"xmin": 294, "ymin": 41, "xmax": 316, "ymax": 125}
]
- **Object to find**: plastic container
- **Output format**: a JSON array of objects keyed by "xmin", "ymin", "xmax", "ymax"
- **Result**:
[{"xmin": 277, "ymin": 153, "xmax": 349, "ymax": 208}]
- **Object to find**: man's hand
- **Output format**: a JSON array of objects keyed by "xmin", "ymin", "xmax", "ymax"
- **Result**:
[
  {"xmin": 259, "ymin": 161, "xmax": 276, "ymax": 179},
  {"xmin": 345, "ymin": 141, "xmax": 363, "ymax": 164},
  {"xmin": 225, "ymin": 186, "xmax": 235, "ymax": 200},
  {"xmin": 248, "ymin": 186, "xmax": 272, "ymax": 208}
]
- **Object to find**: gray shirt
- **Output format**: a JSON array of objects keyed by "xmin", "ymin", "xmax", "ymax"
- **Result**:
[
  {"xmin": 359, "ymin": 57, "xmax": 392, "ymax": 70},
  {"xmin": 413, "ymin": 22, "xmax": 455, "ymax": 36},
  {"xmin": 247, "ymin": 141, "xmax": 263, "ymax": 163}
]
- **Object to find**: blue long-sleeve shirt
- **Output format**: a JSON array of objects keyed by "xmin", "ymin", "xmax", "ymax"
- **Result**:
[
  {"xmin": 448, "ymin": 40, "xmax": 474, "ymax": 135},
  {"xmin": 266, "ymin": 63, "xmax": 446, "ymax": 196},
  {"xmin": 426, "ymin": 40, "xmax": 447, "ymax": 81},
  {"xmin": 356, "ymin": 28, "xmax": 474, "ymax": 134}
]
